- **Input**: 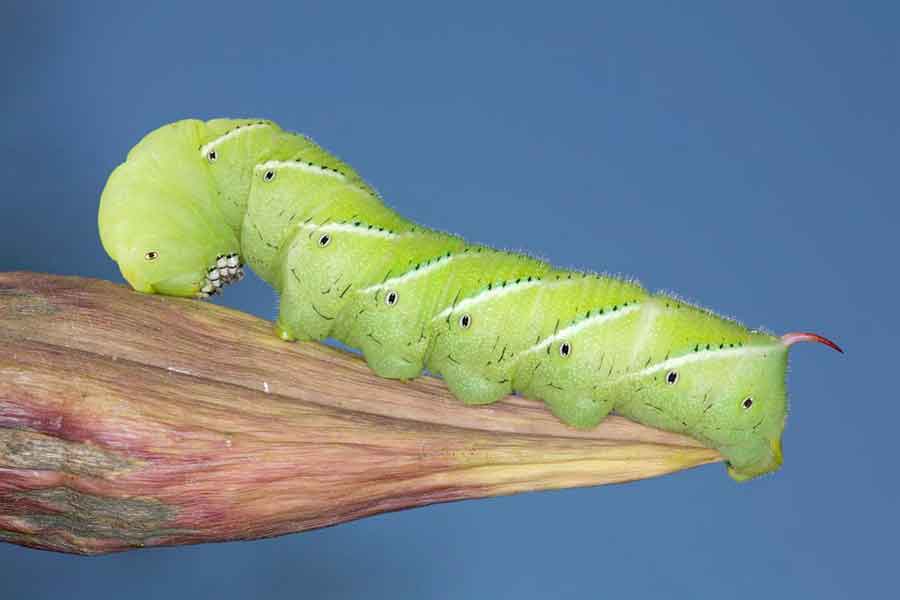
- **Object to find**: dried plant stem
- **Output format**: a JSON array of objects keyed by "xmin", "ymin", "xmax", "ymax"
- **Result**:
[{"xmin": 0, "ymin": 272, "xmax": 720, "ymax": 555}]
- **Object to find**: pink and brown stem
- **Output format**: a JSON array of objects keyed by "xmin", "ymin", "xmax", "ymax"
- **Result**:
[{"xmin": 0, "ymin": 272, "xmax": 720, "ymax": 555}]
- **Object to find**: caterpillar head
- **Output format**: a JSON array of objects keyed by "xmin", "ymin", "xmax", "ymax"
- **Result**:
[
  {"xmin": 98, "ymin": 120, "xmax": 242, "ymax": 298},
  {"xmin": 639, "ymin": 332, "xmax": 841, "ymax": 481},
  {"xmin": 112, "ymin": 235, "xmax": 242, "ymax": 298}
]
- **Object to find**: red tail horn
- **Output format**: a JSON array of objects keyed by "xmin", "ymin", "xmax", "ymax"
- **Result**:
[{"xmin": 781, "ymin": 332, "xmax": 843, "ymax": 353}]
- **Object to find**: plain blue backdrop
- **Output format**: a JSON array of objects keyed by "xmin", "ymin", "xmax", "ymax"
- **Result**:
[{"xmin": 1, "ymin": 1, "xmax": 896, "ymax": 598}]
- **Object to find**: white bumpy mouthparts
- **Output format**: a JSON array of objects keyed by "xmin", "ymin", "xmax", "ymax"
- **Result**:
[{"xmin": 199, "ymin": 253, "xmax": 244, "ymax": 297}]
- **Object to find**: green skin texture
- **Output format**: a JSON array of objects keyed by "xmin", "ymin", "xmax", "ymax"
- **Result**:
[{"xmin": 99, "ymin": 118, "xmax": 791, "ymax": 481}]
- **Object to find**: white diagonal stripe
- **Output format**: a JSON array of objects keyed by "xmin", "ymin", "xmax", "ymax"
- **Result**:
[
  {"xmin": 298, "ymin": 222, "xmax": 399, "ymax": 238},
  {"xmin": 361, "ymin": 255, "xmax": 457, "ymax": 293},
  {"xmin": 521, "ymin": 303, "xmax": 641, "ymax": 356},
  {"xmin": 200, "ymin": 122, "xmax": 272, "ymax": 156},
  {"xmin": 626, "ymin": 346, "xmax": 772, "ymax": 380},
  {"xmin": 255, "ymin": 160, "xmax": 346, "ymax": 180},
  {"xmin": 432, "ymin": 280, "xmax": 540, "ymax": 321}
]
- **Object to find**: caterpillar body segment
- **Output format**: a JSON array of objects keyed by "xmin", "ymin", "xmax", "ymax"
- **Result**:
[
  {"xmin": 200, "ymin": 118, "xmax": 376, "ymax": 235},
  {"xmin": 242, "ymin": 159, "xmax": 406, "ymax": 285},
  {"xmin": 98, "ymin": 118, "xmax": 842, "ymax": 481},
  {"xmin": 332, "ymin": 247, "xmax": 550, "ymax": 380},
  {"xmin": 274, "ymin": 222, "xmax": 466, "ymax": 342}
]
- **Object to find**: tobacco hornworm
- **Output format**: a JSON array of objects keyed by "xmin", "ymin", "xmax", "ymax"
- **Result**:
[{"xmin": 98, "ymin": 118, "xmax": 842, "ymax": 481}]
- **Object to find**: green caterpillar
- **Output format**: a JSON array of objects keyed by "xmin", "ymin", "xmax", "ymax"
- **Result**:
[{"xmin": 98, "ymin": 118, "xmax": 841, "ymax": 481}]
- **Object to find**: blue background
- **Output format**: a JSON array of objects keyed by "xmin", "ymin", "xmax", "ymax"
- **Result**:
[{"xmin": 1, "ymin": 1, "xmax": 896, "ymax": 598}]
